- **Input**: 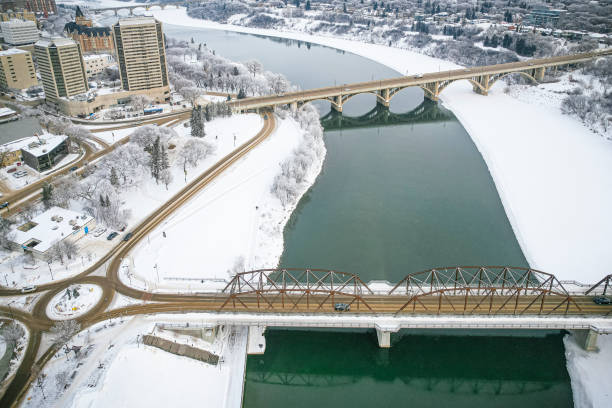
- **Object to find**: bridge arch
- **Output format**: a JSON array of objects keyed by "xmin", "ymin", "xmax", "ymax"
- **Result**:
[
  {"xmin": 487, "ymin": 71, "xmax": 539, "ymax": 89},
  {"xmin": 389, "ymin": 266, "xmax": 581, "ymax": 316}
]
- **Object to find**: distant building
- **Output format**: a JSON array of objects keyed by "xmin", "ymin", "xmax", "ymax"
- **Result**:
[
  {"xmin": 112, "ymin": 17, "xmax": 169, "ymax": 94},
  {"xmin": 0, "ymin": 10, "xmax": 36, "ymax": 23},
  {"xmin": 524, "ymin": 7, "xmax": 562, "ymax": 28},
  {"xmin": 0, "ymin": 0, "xmax": 56, "ymax": 16},
  {"xmin": 83, "ymin": 53, "xmax": 113, "ymax": 78},
  {"xmin": 0, "ymin": 19, "xmax": 38, "ymax": 45},
  {"xmin": 34, "ymin": 37, "xmax": 88, "ymax": 105},
  {"xmin": 64, "ymin": 6, "xmax": 114, "ymax": 54},
  {"xmin": 0, "ymin": 48, "xmax": 37, "ymax": 91},
  {"xmin": 9, "ymin": 206, "xmax": 95, "ymax": 259}
]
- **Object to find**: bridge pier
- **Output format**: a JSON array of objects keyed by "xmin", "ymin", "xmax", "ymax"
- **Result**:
[
  {"xmin": 331, "ymin": 95, "xmax": 343, "ymax": 113},
  {"xmin": 290, "ymin": 101, "xmax": 298, "ymax": 113},
  {"xmin": 114, "ymin": 9, "xmax": 118, "ymax": 16},
  {"xmin": 534, "ymin": 67, "xmax": 545, "ymax": 82},
  {"xmin": 375, "ymin": 323, "xmax": 400, "ymax": 348},
  {"xmin": 473, "ymin": 75, "xmax": 490, "ymax": 96},
  {"xmin": 571, "ymin": 328, "xmax": 599, "ymax": 352},
  {"xmin": 377, "ymin": 89, "xmax": 390, "ymax": 108},
  {"xmin": 247, "ymin": 325, "xmax": 266, "ymax": 355}
]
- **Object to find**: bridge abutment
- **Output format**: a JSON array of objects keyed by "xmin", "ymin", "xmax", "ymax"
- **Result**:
[
  {"xmin": 247, "ymin": 325, "xmax": 266, "ymax": 354},
  {"xmin": 571, "ymin": 328, "xmax": 599, "ymax": 352}
]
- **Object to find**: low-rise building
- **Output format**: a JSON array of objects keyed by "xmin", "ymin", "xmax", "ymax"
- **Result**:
[
  {"xmin": 9, "ymin": 206, "xmax": 95, "ymax": 259},
  {"xmin": 0, "ymin": 48, "xmax": 37, "ymax": 91},
  {"xmin": 19, "ymin": 133, "xmax": 67, "ymax": 171},
  {"xmin": 83, "ymin": 53, "xmax": 113, "ymax": 78},
  {"xmin": 0, "ymin": 19, "xmax": 39, "ymax": 45}
]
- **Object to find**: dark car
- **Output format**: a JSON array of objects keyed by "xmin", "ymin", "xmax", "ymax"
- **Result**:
[
  {"xmin": 593, "ymin": 296, "xmax": 612, "ymax": 305},
  {"xmin": 334, "ymin": 303, "xmax": 350, "ymax": 312},
  {"xmin": 0, "ymin": 202, "xmax": 8, "ymax": 209},
  {"xmin": 107, "ymin": 231, "xmax": 119, "ymax": 241},
  {"xmin": 122, "ymin": 232, "xmax": 133, "ymax": 242},
  {"xmin": 118, "ymin": 223, "xmax": 127, "ymax": 232},
  {"xmin": 69, "ymin": 166, "xmax": 78, "ymax": 172}
]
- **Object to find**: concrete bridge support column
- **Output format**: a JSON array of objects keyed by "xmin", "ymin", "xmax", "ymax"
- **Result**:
[
  {"xmin": 247, "ymin": 326, "xmax": 266, "ymax": 355},
  {"xmin": 423, "ymin": 82, "xmax": 440, "ymax": 102},
  {"xmin": 571, "ymin": 329, "xmax": 599, "ymax": 352},
  {"xmin": 129, "ymin": 8, "xmax": 134, "ymax": 15},
  {"xmin": 473, "ymin": 75, "xmax": 490, "ymax": 96},
  {"xmin": 331, "ymin": 95, "xmax": 343, "ymax": 113},
  {"xmin": 290, "ymin": 102, "xmax": 298, "ymax": 112},
  {"xmin": 377, "ymin": 89, "xmax": 390, "ymax": 107},
  {"xmin": 114, "ymin": 9, "xmax": 118, "ymax": 16},
  {"xmin": 375, "ymin": 324, "xmax": 400, "ymax": 348},
  {"xmin": 535, "ymin": 67, "xmax": 545, "ymax": 82}
]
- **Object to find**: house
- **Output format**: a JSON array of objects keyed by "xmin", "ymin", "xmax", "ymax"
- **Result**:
[
  {"xmin": 1, "ymin": 133, "xmax": 68, "ymax": 171},
  {"xmin": 10, "ymin": 206, "xmax": 96, "ymax": 259}
]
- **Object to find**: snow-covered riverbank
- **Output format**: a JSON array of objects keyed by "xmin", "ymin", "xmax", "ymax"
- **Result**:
[{"xmin": 151, "ymin": 7, "xmax": 612, "ymax": 286}]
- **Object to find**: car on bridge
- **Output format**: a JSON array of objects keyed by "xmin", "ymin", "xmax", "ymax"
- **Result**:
[
  {"xmin": 593, "ymin": 296, "xmax": 612, "ymax": 305},
  {"xmin": 334, "ymin": 303, "xmax": 350, "ymax": 312},
  {"xmin": 0, "ymin": 202, "xmax": 8, "ymax": 209}
]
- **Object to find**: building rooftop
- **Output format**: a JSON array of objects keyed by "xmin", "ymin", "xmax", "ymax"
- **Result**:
[
  {"xmin": 10, "ymin": 206, "xmax": 94, "ymax": 253},
  {"xmin": 35, "ymin": 37, "xmax": 77, "ymax": 48},
  {"xmin": 117, "ymin": 17, "xmax": 157, "ymax": 26},
  {"xmin": 0, "ymin": 19, "xmax": 37, "ymax": 27},
  {"xmin": 0, "ymin": 48, "xmax": 28, "ymax": 56},
  {"xmin": 0, "ymin": 107, "xmax": 16, "ymax": 118},
  {"xmin": 2, "ymin": 133, "xmax": 67, "ymax": 157}
]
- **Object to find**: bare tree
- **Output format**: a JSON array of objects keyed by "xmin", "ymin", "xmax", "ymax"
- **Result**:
[
  {"xmin": 55, "ymin": 371, "xmax": 70, "ymax": 390},
  {"xmin": 49, "ymin": 319, "xmax": 81, "ymax": 345},
  {"xmin": 245, "ymin": 59, "xmax": 263, "ymax": 78},
  {"xmin": 49, "ymin": 240, "xmax": 79, "ymax": 265},
  {"xmin": 159, "ymin": 169, "xmax": 173, "ymax": 190},
  {"xmin": 2, "ymin": 321, "xmax": 25, "ymax": 342},
  {"xmin": 129, "ymin": 95, "xmax": 153, "ymax": 116}
]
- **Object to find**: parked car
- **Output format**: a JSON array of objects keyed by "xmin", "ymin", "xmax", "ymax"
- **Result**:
[
  {"xmin": 6, "ymin": 167, "xmax": 16, "ymax": 173},
  {"xmin": 593, "ymin": 296, "xmax": 612, "ymax": 305},
  {"xmin": 122, "ymin": 232, "xmax": 133, "ymax": 242},
  {"xmin": 118, "ymin": 223, "xmax": 127, "ymax": 232},
  {"xmin": 0, "ymin": 202, "xmax": 8, "ymax": 209},
  {"xmin": 107, "ymin": 231, "xmax": 119, "ymax": 241},
  {"xmin": 93, "ymin": 227, "xmax": 107, "ymax": 237},
  {"xmin": 334, "ymin": 303, "xmax": 350, "ymax": 312},
  {"xmin": 20, "ymin": 285, "xmax": 37, "ymax": 293}
]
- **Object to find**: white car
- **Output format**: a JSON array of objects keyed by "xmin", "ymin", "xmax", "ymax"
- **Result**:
[
  {"xmin": 21, "ymin": 285, "xmax": 37, "ymax": 293},
  {"xmin": 93, "ymin": 227, "xmax": 107, "ymax": 237}
]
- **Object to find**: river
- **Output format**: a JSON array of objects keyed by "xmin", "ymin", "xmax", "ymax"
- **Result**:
[{"xmin": 164, "ymin": 25, "xmax": 571, "ymax": 407}]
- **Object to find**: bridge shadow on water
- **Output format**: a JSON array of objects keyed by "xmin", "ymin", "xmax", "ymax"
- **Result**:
[
  {"xmin": 244, "ymin": 330, "xmax": 572, "ymax": 408},
  {"xmin": 319, "ymin": 99, "xmax": 454, "ymax": 132}
]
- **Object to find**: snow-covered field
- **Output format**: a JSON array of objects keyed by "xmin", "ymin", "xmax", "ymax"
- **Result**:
[
  {"xmin": 46, "ymin": 284, "xmax": 102, "ymax": 320},
  {"xmin": 125, "ymin": 111, "xmax": 325, "ymax": 292},
  {"xmin": 22, "ymin": 315, "xmax": 248, "ymax": 408},
  {"xmin": 564, "ymin": 334, "xmax": 612, "ymax": 408},
  {"xmin": 152, "ymin": 7, "xmax": 612, "ymax": 284}
]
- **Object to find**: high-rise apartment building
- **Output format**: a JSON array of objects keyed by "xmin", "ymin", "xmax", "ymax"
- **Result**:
[
  {"xmin": 0, "ymin": 19, "xmax": 38, "ymax": 45},
  {"xmin": 34, "ymin": 37, "xmax": 88, "ymax": 103},
  {"xmin": 112, "ymin": 17, "xmax": 169, "ymax": 92},
  {"xmin": 0, "ymin": 48, "xmax": 37, "ymax": 90}
]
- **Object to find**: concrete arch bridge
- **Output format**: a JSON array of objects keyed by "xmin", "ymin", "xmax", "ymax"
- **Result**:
[{"xmin": 228, "ymin": 49, "xmax": 612, "ymax": 113}]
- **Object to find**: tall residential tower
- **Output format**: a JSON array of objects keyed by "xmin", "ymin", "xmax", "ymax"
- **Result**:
[
  {"xmin": 112, "ymin": 17, "xmax": 169, "ymax": 93},
  {"xmin": 34, "ymin": 37, "xmax": 88, "ymax": 103}
]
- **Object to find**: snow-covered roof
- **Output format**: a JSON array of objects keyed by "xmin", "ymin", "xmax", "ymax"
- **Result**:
[
  {"xmin": 20, "ymin": 134, "xmax": 67, "ymax": 157},
  {"xmin": 118, "ymin": 17, "xmax": 157, "ymax": 26},
  {"xmin": 0, "ymin": 107, "xmax": 17, "ymax": 118},
  {"xmin": 35, "ymin": 37, "xmax": 76, "ymax": 48},
  {"xmin": 0, "ymin": 48, "xmax": 28, "ymax": 56},
  {"xmin": 10, "ymin": 206, "xmax": 94, "ymax": 253},
  {"xmin": 2, "ymin": 133, "xmax": 67, "ymax": 156}
]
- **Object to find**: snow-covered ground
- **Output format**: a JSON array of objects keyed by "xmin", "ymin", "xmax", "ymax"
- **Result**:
[
  {"xmin": 22, "ymin": 315, "xmax": 248, "ymax": 408},
  {"xmin": 125, "ymin": 110, "xmax": 325, "ymax": 292},
  {"xmin": 152, "ymin": 7, "xmax": 612, "ymax": 284},
  {"xmin": 564, "ymin": 334, "xmax": 612, "ymax": 408},
  {"xmin": 46, "ymin": 284, "xmax": 102, "ymax": 320}
]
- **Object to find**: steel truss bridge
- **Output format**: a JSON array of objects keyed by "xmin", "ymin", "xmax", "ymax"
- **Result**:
[{"xmin": 219, "ymin": 267, "xmax": 608, "ymax": 317}]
